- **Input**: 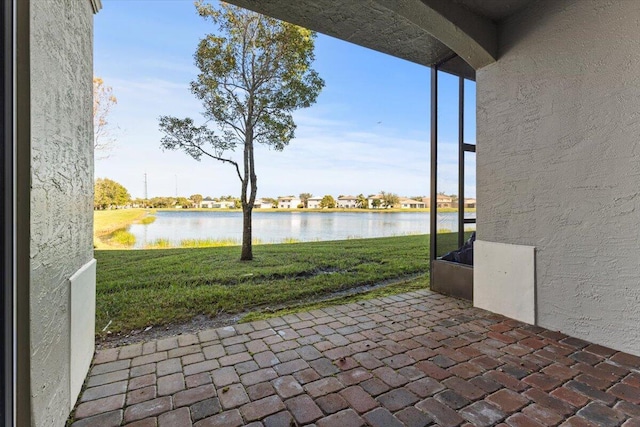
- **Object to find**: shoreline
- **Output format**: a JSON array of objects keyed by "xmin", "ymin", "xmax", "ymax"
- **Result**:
[
  {"xmin": 155, "ymin": 207, "xmax": 477, "ymax": 213},
  {"xmin": 94, "ymin": 208, "xmax": 475, "ymax": 250},
  {"xmin": 94, "ymin": 208, "xmax": 155, "ymax": 249}
]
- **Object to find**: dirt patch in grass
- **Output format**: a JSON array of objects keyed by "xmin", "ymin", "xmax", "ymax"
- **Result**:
[
  {"xmin": 94, "ymin": 234, "xmax": 470, "ymax": 346},
  {"xmin": 97, "ymin": 273, "xmax": 426, "ymax": 349}
]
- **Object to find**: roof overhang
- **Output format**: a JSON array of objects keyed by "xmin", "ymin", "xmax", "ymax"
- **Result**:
[
  {"xmin": 223, "ymin": 0, "xmax": 533, "ymax": 79},
  {"xmin": 90, "ymin": 0, "xmax": 102, "ymax": 14}
]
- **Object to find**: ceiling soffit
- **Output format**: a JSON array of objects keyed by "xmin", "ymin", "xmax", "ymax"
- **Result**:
[{"xmin": 223, "ymin": 0, "xmax": 532, "ymax": 75}]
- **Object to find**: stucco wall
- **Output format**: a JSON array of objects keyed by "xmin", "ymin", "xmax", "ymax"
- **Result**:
[
  {"xmin": 477, "ymin": 0, "xmax": 640, "ymax": 355},
  {"xmin": 30, "ymin": 0, "xmax": 94, "ymax": 425}
]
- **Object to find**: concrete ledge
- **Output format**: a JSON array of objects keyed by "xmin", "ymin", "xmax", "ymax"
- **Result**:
[
  {"xmin": 69, "ymin": 258, "xmax": 97, "ymax": 409},
  {"xmin": 474, "ymin": 240, "xmax": 535, "ymax": 324}
]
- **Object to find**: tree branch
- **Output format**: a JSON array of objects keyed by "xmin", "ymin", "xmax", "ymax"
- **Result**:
[
  {"xmin": 220, "ymin": 81, "xmax": 248, "ymax": 126},
  {"xmin": 196, "ymin": 145, "xmax": 244, "ymax": 183}
]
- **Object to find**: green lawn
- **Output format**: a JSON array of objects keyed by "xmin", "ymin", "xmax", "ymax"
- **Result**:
[{"xmin": 95, "ymin": 233, "xmax": 462, "ymax": 337}]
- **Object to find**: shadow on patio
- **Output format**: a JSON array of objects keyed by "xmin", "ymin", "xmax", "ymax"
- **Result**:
[{"xmin": 72, "ymin": 290, "xmax": 640, "ymax": 426}]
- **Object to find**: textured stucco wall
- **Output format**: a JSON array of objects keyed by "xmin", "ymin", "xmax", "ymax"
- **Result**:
[
  {"xmin": 477, "ymin": 0, "xmax": 640, "ymax": 356},
  {"xmin": 30, "ymin": 0, "xmax": 94, "ymax": 425},
  {"xmin": 226, "ymin": 0, "xmax": 452, "ymax": 67}
]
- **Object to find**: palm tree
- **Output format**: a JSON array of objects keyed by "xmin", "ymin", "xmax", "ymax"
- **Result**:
[{"xmin": 356, "ymin": 193, "xmax": 368, "ymax": 209}]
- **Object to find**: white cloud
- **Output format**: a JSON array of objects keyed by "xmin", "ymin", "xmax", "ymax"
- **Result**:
[
  {"xmin": 97, "ymin": 99, "xmax": 475, "ymax": 199},
  {"xmin": 94, "ymin": 1, "xmax": 476, "ymax": 202}
]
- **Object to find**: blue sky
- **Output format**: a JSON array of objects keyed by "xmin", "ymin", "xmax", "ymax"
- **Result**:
[{"xmin": 95, "ymin": 0, "xmax": 475, "ymax": 200}]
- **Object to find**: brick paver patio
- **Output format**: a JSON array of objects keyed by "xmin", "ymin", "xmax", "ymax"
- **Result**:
[{"xmin": 72, "ymin": 290, "xmax": 640, "ymax": 426}]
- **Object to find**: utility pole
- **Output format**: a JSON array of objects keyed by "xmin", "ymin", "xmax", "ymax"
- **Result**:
[{"xmin": 144, "ymin": 173, "xmax": 148, "ymax": 201}]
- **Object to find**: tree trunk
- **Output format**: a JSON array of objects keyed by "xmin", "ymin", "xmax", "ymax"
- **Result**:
[
  {"xmin": 240, "ymin": 204, "xmax": 253, "ymax": 261},
  {"xmin": 241, "ymin": 90, "xmax": 257, "ymax": 261}
]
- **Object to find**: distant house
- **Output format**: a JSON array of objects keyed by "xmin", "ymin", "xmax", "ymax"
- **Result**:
[
  {"xmin": 367, "ymin": 194, "xmax": 383, "ymax": 209},
  {"xmin": 464, "ymin": 198, "xmax": 476, "ymax": 208},
  {"xmin": 438, "ymin": 195, "xmax": 453, "ymax": 208},
  {"xmin": 337, "ymin": 195, "xmax": 357, "ymax": 208},
  {"xmin": 254, "ymin": 199, "xmax": 274, "ymax": 209},
  {"xmin": 277, "ymin": 196, "xmax": 301, "ymax": 209},
  {"xmin": 422, "ymin": 195, "xmax": 454, "ymax": 208},
  {"xmin": 200, "ymin": 200, "xmax": 215, "ymax": 208},
  {"xmin": 307, "ymin": 196, "xmax": 323, "ymax": 209},
  {"xmin": 399, "ymin": 197, "xmax": 426, "ymax": 209},
  {"xmin": 212, "ymin": 200, "xmax": 235, "ymax": 209}
]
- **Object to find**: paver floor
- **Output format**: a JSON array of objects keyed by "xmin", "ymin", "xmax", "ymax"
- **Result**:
[{"xmin": 73, "ymin": 289, "xmax": 640, "ymax": 426}]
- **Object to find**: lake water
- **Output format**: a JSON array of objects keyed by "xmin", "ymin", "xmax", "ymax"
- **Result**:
[{"xmin": 128, "ymin": 210, "xmax": 475, "ymax": 248}]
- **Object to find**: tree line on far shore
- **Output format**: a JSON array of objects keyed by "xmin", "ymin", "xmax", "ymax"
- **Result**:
[{"xmin": 94, "ymin": 178, "xmax": 409, "ymax": 211}]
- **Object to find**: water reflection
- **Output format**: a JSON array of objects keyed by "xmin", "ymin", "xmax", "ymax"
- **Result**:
[{"xmin": 128, "ymin": 211, "xmax": 464, "ymax": 248}]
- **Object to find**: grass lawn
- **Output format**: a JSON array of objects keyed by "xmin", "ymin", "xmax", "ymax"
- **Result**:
[{"xmin": 95, "ymin": 233, "xmax": 462, "ymax": 337}]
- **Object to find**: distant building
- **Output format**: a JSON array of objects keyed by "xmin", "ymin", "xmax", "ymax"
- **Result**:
[
  {"xmin": 399, "ymin": 197, "xmax": 426, "ymax": 209},
  {"xmin": 212, "ymin": 201, "xmax": 235, "ymax": 209},
  {"xmin": 422, "ymin": 195, "xmax": 454, "ymax": 208},
  {"xmin": 254, "ymin": 199, "xmax": 274, "ymax": 209},
  {"xmin": 307, "ymin": 196, "xmax": 323, "ymax": 209},
  {"xmin": 464, "ymin": 198, "xmax": 476, "ymax": 208},
  {"xmin": 277, "ymin": 196, "xmax": 301, "ymax": 209},
  {"xmin": 367, "ymin": 194, "xmax": 383, "ymax": 209},
  {"xmin": 200, "ymin": 200, "xmax": 215, "ymax": 208},
  {"xmin": 337, "ymin": 195, "xmax": 357, "ymax": 208}
]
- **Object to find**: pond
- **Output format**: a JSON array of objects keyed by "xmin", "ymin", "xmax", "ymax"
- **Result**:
[{"xmin": 128, "ymin": 210, "xmax": 475, "ymax": 248}]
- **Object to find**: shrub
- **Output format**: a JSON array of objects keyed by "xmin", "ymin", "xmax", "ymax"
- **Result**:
[
  {"xmin": 146, "ymin": 238, "xmax": 172, "ymax": 249},
  {"xmin": 180, "ymin": 238, "xmax": 238, "ymax": 248},
  {"xmin": 281, "ymin": 237, "xmax": 300, "ymax": 244},
  {"xmin": 139, "ymin": 216, "xmax": 156, "ymax": 225},
  {"xmin": 110, "ymin": 229, "xmax": 135, "ymax": 246}
]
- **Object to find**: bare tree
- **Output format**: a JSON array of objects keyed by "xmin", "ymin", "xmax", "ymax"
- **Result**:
[{"xmin": 93, "ymin": 77, "xmax": 118, "ymax": 159}]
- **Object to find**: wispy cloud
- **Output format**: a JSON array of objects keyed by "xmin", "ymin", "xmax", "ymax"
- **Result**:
[
  {"xmin": 109, "ymin": 77, "xmax": 191, "ymax": 98},
  {"xmin": 97, "ymin": 98, "xmax": 472, "ymax": 199},
  {"xmin": 94, "ymin": 4, "xmax": 475, "ymax": 200},
  {"xmin": 143, "ymin": 58, "xmax": 198, "ymax": 75}
]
